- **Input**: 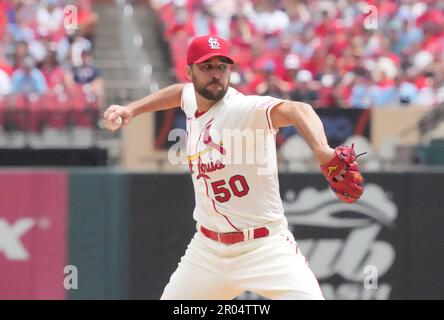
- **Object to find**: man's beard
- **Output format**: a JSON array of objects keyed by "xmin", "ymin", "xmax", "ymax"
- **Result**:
[{"xmin": 194, "ymin": 79, "xmax": 228, "ymax": 101}]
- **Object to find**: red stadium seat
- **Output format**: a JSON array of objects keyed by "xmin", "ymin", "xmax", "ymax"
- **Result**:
[
  {"xmin": 0, "ymin": 96, "xmax": 7, "ymax": 129},
  {"xmin": 27, "ymin": 94, "xmax": 45, "ymax": 133},
  {"xmin": 69, "ymin": 85, "xmax": 100, "ymax": 128},
  {"xmin": 8, "ymin": 94, "xmax": 28, "ymax": 131},
  {"xmin": 43, "ymin": 93, "xmax": 70, "ymax": 130}
]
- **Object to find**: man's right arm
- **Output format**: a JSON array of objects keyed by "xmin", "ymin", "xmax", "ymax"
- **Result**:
[{"xmin": 103, "ymin": 83, "xmax": 186, "ymax": 130}]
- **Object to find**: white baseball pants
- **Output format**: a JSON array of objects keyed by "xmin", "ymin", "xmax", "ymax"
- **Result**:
[{"xmin": 161, "ymin": 228, "xmax": 324, "ymax": 300}]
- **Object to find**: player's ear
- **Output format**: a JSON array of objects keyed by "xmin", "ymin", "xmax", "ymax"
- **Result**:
[{"xmin": 185, "ymin": 65, "xmax": 192, "ymax": 81}]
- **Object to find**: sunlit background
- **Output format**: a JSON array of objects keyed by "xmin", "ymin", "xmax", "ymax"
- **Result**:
[{"xmin": 0, "ymin": 0, "xmax": 443, "ymax": 300}]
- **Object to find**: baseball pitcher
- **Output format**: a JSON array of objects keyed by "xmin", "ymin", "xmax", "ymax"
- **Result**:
[{"xmin": 103, "ymin": 35, "xmax": 364, "ymax": 299}]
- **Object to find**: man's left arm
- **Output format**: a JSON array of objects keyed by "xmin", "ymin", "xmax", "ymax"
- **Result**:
[
  {"xmin": 270, "ymin": 101, "xmax": 334, "ymax": 165},
  {"xmin": 270, "ymin": 101, "xmax": 364, "ymax": 203}
]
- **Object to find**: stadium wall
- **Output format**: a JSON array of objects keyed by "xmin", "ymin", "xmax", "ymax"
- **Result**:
[{"xmin": 0, "ymin": 170, "xmax": 443, "ymax": 299}]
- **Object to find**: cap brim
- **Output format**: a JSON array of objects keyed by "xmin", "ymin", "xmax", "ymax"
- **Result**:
[{"xmin": 192, "ymin": 53, "xmax": 234, "ymax": 65}]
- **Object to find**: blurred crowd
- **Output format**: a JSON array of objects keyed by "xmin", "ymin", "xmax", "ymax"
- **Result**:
[
  {"xmin": 151, "ymin": 0, "xmax": 444, "ymax": 109},
  {"xmin": 0, "ymin": 0, "xmax": 102, "ymax": 99}
]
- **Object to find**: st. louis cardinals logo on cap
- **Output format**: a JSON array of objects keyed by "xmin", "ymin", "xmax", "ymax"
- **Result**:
[
  {"xmin": 187, "ymin": 35, "xmax": 234, "ymax": 65},
  {"xmin": 208, "ymin": 37, "xmax": 221, "ymax": 49}
]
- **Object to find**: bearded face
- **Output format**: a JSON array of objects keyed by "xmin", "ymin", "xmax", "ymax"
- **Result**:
[{"xmin": 190, "ymin": 57, "xmax": 232, "ymax": 101}]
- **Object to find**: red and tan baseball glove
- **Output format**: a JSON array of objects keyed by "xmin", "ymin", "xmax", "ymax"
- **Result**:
[{"xmin": 320, "ymin": 144, "xmax": 364, "ymax": 203}]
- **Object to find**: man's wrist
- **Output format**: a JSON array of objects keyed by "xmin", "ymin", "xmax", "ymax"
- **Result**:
[
  {"xmin": 315, "ymin": 147, "xmax": 335, "ymax": 166},
  {"xmin": 125, "ymin": 103, "xmax": 138, "ymax": 117}
]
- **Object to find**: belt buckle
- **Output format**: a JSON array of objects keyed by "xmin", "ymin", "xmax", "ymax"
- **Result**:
[{"xmin": 217, "ymin": 232, "xmax": 221, "ymax": 243}]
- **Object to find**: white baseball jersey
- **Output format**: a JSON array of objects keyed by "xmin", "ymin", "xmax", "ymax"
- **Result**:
[
  {"xmin": 161, "ymin": 83, "xmax": 324, "ymax": 300},
  {"xmin": 181, "ymin": 83, "xmax": 287, "ymax": 232}
]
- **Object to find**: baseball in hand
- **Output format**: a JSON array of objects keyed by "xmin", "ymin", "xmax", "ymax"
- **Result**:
[{"xmin": 106, "ymin": 115, "xmax": 122, "ymax": 130}]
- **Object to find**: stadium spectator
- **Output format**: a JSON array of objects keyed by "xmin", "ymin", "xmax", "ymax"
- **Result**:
[
  {"xmin": 191, "ymin": 2, "xmax": 218, "ymax": 36},
  {"xmin": 282, "ymin": 0, "xmax": 310, "ymax": 37},
  {"xmin": 349, "ymin": 74, "xmax": 372, "ymax": 109},
  {"xmin": 0, "ymin": 44, "xmax": 12, "ymax": 76},
  {"xmin": 0, "ymin": 0, "xmax": 8, "ymax": 41},
  {"xmin": 70, "ymin": 49, "xmax": 103, "ymax": 97},
  {"xmin": 69, "ymin": 35, "xmax": 93, "ymax": 67},
  {"xmin": 317, "ymin": 74, "xmax": 340, "ymax": 108},
  {"xmin": 0, "ymin": 68, "xmax": 11, "ymax": 96},
  {"xmin": 151, "ymin": 0, "xmax": 444, "ymax": 108},
  {"xmin": 11, "ymin": 41, "xmax": 30, "ymax": 72},
  {"xmin": 289, "ymin": 69, "xmax": 318, "ymax": 107},
  {"xmin": 394, "ymin": 19, "xmax": 424, "ymax": 54},
  {"xmin": 282, "ymin": 52, "xmax": 299, "ymax": 85},
  {"xmin": 398, "ymin": 74, "xmax": 419, "ymax": 104},
  {"xmin": 254, "ymin": 64, "xmax": 290, "ymax": 98},
  {"xmin": 250, "ymin": 0, "xmax": 290, "ymax": 35},
  {"xmin": 10, "ymin": 56, "xmax": 47, "ymax": 95},
  {"xmin": 71, "ymin": 0, "xmax": 98, "ymax": 44},
  {"xmin": 0, "ymin": 0, "xmax": 101, "ymax": 142},
  {"xmin": 36, "ymin": 0, "xmax": 64, "ymax": 40},
  {"xmin": 7, "ymin": 7, "xmax": 34, "ymax": 44},
  {"xmin": 229, "ymin": 13, "xmax": 256, "ymax": 48},
  {"xmin": 40, "ymin": 48, "xmax": 69, "ymax": 92},
  {"xmin": 370, "ymin": 71, "xmax": 398, "ymax": 107},
  {"xmin": 415, "ymin": 72, "xmax": 435, "ymax": 107}
]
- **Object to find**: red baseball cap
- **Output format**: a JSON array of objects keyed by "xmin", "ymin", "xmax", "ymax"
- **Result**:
[{"xmin": 187, "ymin": 35, "xmax": 234, "ymax": 65}]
